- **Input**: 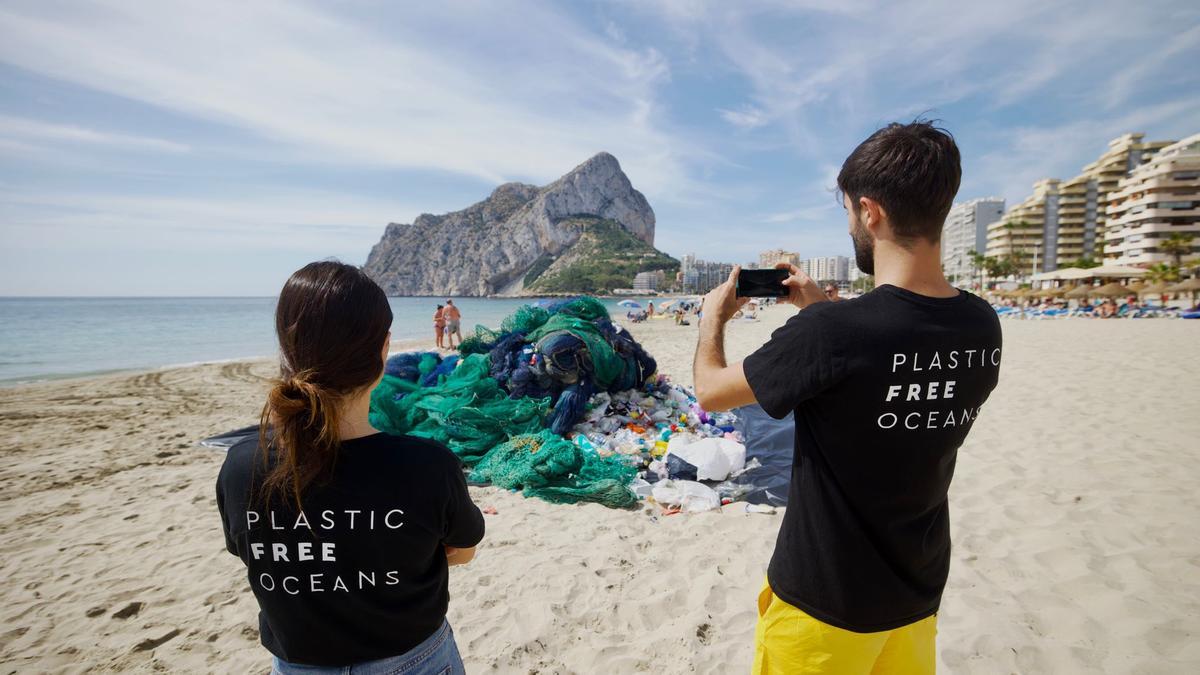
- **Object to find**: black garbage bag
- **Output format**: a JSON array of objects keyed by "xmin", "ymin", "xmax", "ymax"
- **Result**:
[{"xmin": 728, "ymin": 404, "xmax": 793, "ymax": 506}]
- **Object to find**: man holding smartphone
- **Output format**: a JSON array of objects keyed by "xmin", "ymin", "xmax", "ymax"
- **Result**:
[{"xmin": 693, "ymin": 120, "xmax": 1002, "ymax": 674}]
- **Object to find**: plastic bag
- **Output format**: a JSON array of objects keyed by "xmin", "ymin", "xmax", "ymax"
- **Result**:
[
  {"xmin": 665, "ymin": 435, "xmax": 747, "ymax": 481},
  {"xmin": 651, "ymin": 479, "xmax": 721, "ymax": 512}
]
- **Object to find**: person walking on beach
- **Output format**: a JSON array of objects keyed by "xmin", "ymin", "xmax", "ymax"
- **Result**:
[
  {"xmin": 216, "ymin": 261, "xmax": 484, "ymax": 674},
  {"xmin": 444, "ymin": 299, "xmax": 462, "ymax": 348},
  {"xmin": 693, "ymin": 120, "xmax": 1002, "ymax": 674},
  {"xmin": 434, "ymin": 304, "xmax": 447, "ymax": 349}
]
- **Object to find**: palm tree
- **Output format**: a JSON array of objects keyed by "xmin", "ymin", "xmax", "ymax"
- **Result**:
[
  {"xmin": 1064, "ymin": 257, "xmax": 1100, "ymax": 269},
  {"xmin": 968, "ymin": 249, "xmax": 988, "ymax": 290},
  {"xmin": 1145, "ymin": 263, "xmax": 1180, "ymax": 284},
  {"xmin": 1160, "ymin": 233, "xmax": 1196, "ymax": 268}
]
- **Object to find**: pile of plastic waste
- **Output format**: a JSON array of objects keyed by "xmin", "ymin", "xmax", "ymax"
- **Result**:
[
  {"xmin": 566, "ymin": 376, "xmax": 758, "ymax": 513},
  {"xmin": 369, "ymin": 296, "xmax": 759, "ymax": 513}
]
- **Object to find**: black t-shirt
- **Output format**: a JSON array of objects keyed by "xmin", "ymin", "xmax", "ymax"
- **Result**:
[
  {"xmin": 743, "ymin": 284, "xmax": 1002, "ymax": 632},
  {"xmin": 215, "ymin": 432, "xmax": 485, "ymax": 666}
]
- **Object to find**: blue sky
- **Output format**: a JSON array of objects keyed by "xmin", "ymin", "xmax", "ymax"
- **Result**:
[{"xmin": 1, "ymin": 0, "xmax": 1198, "ymax": 296}]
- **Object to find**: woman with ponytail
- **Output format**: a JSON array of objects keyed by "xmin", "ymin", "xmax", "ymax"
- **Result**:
[{"xmin": 216, "ymin": 261, "xmax": 483, "ymax": 674}]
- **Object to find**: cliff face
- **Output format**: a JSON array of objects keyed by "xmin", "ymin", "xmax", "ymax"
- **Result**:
[{"xmin": 363, "ymin": 153, "xmax": 657, "ymax": 296}]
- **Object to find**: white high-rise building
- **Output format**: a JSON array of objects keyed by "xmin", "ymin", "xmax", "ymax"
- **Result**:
[
  {"xmin": 941, "ymin": 198, "xmax": 1005, "ymax": 284},
  {"xmin": 803, "ymin": 256, "xmax": 850, "ymax": 282},
  {"xmin": 1105, "ymin": 133, "xmax": 1200, "ymax": 266},
  {"xmin": 678, "ymin": 254, "xmax": 735, "ymax": 294}
]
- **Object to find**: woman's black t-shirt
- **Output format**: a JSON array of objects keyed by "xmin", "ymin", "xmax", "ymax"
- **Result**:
[{"xmin": 215, "ymin": 431, "xmax": 485, "ymax": 666}]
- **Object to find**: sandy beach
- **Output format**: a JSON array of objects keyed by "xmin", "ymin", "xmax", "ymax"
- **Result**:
[{"xmin": 2, "ymin": 305, "xmax": 1199, "ymax": 673}]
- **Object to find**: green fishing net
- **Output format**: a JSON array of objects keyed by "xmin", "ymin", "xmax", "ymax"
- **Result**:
[
  {"xmin": 369, "ymin": 298, "xmax": 642, "ymax": 509},
  {"xmin": 469, "ymin": 430, "xmax": 638, "ymax": 508},
  {"xmin": 370, "ymin": 353, "xmax": 549, "ymax": 463},
  {"xmin": 457, "ymin": 297, "xmax": 611, "ymax": 355}
]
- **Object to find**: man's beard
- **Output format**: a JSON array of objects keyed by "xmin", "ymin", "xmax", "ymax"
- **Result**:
[{"xmin": 851, "ymin": 217, "xmax": 875, "ymax": 275}]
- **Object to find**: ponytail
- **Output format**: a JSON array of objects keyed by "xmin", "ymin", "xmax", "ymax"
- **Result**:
[{"xmin": 258, "ymin": 370, "xmax": 345, "ymax": 509}]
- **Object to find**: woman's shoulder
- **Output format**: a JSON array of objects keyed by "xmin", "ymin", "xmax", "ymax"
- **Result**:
[
  {"xmin": 217, "ymin": 432, "xmax": 264, "ymax": 495},
  {"xmin": 356, "ymin": 432, "xmax": 463, "ymax": 471}
]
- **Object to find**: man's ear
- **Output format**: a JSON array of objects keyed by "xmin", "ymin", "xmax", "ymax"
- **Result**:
[{"xmin": 859, "ymin": 196, "xmax": 887, "ymax": 237}]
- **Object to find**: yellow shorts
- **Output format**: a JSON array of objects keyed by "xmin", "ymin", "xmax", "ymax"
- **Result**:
[{"xmin": 752, "ymin": 578, "xmax": 937, "ymax": 674}]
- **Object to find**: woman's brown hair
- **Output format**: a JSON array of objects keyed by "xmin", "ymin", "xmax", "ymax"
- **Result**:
[{"xmin": 258, "ymin": 261, "xmax": 393, "ymax": 509}]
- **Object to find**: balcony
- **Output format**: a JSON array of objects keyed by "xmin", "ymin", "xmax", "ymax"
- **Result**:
[{"xmin": 1107, "ymin": 176, "xmax": 1200, "ymax": 202}]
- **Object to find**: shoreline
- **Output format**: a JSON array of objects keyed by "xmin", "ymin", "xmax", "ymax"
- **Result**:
[{"xmin": 0, "ymin": 338, "xmax": 440, "ymax": 391}]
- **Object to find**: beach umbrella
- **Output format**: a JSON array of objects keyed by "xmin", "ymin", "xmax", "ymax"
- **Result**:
[
  {"xmin": 1138, "ymin": 281, "xmax": 1172, "ymax": 307},
  {"xmin": 1128, "ymin": 281, "xmax": 1147, "ymax": 293},
  {"xmin": 1089, "ymin": 264, "xmax": 1148, "ymax": 278},
  {"xmin": 1167, "ymin": 277, "xmax": 1200, "ymax": 291},
  {"xmin": 1057, "ymin": 267, "xmax": 1099, "ymax": 281},
  {"xmin": 617, "ymin": 300, "xmax": 642, "ymax": 309},
  {"xmin": 1167, "ymin": 277, "xmax": 1200, "ymax": 297},
  {"xmin": 1064, "ymin": 285, "xmax": 1090, "ymax": 299},
  {"xmin": 1091, "ymin": 282, "xmax": 1136, "ymax": 297}
]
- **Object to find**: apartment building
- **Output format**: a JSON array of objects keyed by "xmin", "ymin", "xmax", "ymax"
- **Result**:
[
  {"xmin": 986, "ymin": 133, "xmax": 1174, "ymax": 271},
  {"xmin": 632, "ymin": 270, "xmax": 663, "ymax": 292},
  {"xmin": 986, "ymin": 179, "xmax": 1058, "ymax": 272},
  {"xmin": 758, "ymin": 249, "xmax": 800, "ymax": 269},
  {"xmin": 680, "ymin": 253, "xmax": 734, "ymax": 294},
  {"xmin": 941, "ymin": 197, "xmax": 1005, "ymax": 283},
  {"xmin": 1104, "ymin": 133, "xmax": 1200, "ymax": 266},
  {"xmin": 804, "ymin": 256, "xmax": 850, "ymax": 282}
]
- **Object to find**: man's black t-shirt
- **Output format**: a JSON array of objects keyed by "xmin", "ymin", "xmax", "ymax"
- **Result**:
[
  {"xmin": 215, "ymin": 432, "xmax": 485, "ymax": 666},
  {"xmin": 743, "ymin": 284, "xmax": 1001, "ymax": 632}
]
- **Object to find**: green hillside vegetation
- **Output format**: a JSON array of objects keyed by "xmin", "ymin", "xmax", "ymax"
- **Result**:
[{"xmin": 524, "ymin": 217, "xmax": 679, "ymax": 294}]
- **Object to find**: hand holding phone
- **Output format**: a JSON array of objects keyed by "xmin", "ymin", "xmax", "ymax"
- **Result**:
[
  {"xmin": 736, "ymin": 268, "xmax": 789, "ymax": 298},
  {"xmin": 771, "ymin": 263, "xmax": 829, "ymax": 308}
]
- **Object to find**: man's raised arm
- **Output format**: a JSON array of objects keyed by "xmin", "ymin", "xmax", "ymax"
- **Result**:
[
  {"xmin": 693, "ymin": 263, "xmax": 828, "ymax": 413},
  {"xmin": 693, "ymin": 266, "xmax": 756, "ymax": 412}
]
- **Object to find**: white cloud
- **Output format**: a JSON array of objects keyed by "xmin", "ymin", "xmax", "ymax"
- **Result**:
[
  {"xmin": 1104, "ymin": 23, "xmax": 1200, "ymax": 108},
  {"xmin": 761, "ymin": 202, "xmax": 837, "ymax": 224},
  {"xmin": 0, "ymin": 1, "xmax": 698, "ymax": 198},
  {"xmin": 636, "ymin": 0, "xmax": 1197, "ymax": 153},
  {"xmin": 0, "ymin": 187, "xmax": 414, "ymax": 256},
  {"xmin": 968, "ymin": 96, "xmax": 1200, "ymax": 207},
  {"xmin": 718, "ymin": 105, "xmax": 769, "ymax": 129},
  {"xmin": 604, "ymin": 19, "xmax": 627, "ymax": 43},
  {"xmin": 0, "ymin": 115, "xmax": 190, "ymax": 152}
]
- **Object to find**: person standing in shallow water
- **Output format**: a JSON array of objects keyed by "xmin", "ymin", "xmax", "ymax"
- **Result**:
[
  {"xmin": 434, "ymin": 304, "xmax": 446, "ymax": 349},
  {"xmin": 443, "ymin": 299, "xmax": 462, "ymax": 348},
  {"xmin": 693, "ymin": 120, "xmax": 1002, "ymax": 674},
  {"xmin": 215, "ymin": 261, "xmax": 484, "ymax": 674}
]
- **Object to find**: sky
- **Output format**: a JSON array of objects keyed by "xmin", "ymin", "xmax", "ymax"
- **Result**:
[{"xmin": 1, "ymin": 0, "xmax": 1198, "ymax": 296}]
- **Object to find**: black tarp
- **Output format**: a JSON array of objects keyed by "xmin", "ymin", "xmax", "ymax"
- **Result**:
[
  {"xmin": 728, "ymin": 404, "xmax": 794, "ymax": 506},
  {"xmin": 199, "ymin": 425, "xmax": 257, "ymax": 450}
]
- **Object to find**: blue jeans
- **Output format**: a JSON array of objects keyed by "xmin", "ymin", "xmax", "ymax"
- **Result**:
[{"xmin": 271, "ymin": 620, "xmax": 465, "ymax": 675}]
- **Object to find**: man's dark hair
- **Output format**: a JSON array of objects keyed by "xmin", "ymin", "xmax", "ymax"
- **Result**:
[{"xmin": 836, "ymin": 119, "xmax": 961, "ymax": 244}]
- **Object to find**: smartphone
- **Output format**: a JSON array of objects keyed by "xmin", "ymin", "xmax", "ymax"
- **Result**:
[{"xmin": 736, "ymin": 268, "xmax": 789, "ymax": 298}]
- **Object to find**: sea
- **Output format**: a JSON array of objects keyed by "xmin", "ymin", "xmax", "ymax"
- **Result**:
[{"xmin": 0, "ymin": 296, "xmax": 668, "ymax": 386}]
